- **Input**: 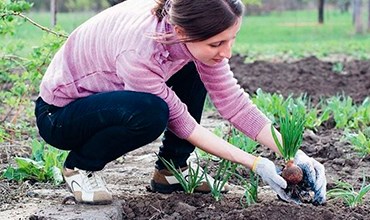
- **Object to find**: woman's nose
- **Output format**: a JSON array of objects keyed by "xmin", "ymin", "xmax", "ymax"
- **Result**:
[{"xmin": 219, "ymin": 42, "xmax": 232, "ymax": 59}]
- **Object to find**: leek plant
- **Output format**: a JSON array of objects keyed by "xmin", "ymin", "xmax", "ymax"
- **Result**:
[
  {"xmin": 327, "ymin": 176, "xmax": 370, "ymax": 208},
  {"xmin": 227, "ymin": 127, "xmax": 259, "ymax": 153},
  {"xmin": 305, "ymin": 101, "xmax": 330, "ymax": 130},
  {"xmin": 344, "ymin": 130, "xmax": 370, "ymax": 157},
  {"xmin": 351, "ymin": 98, "xmax": 370, "ymax": 129},
  {"xmin": 271, "ymin": 109, "xmax": 306, "ymax": 185},
  {"xmin": 157, "ymin": 154, "xmax": 205, "ymax": 194},
  {"xmin": 233, "ymin": 171, "xmax": 259, "ymax": 207},
  {"xmin": 326, "ymin": 95, "xmax": 356, "ymax": 129},
  {"xmin": 204, "ymin": 159, "xmax": 237, "ymax": 202},
  {"xmin": 251, "ymin": 88, "xmax": 286, "ymax": 122}
]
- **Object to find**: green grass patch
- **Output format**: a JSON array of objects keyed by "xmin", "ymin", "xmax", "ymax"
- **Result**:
[
  {"xmin": 3, "ymin": 11, "xmax": 94, "ymax": 55},
  {"xmin": 2, "ymin": 9, "xmax": 369, "ymax": 59},
  {"xmin": 235, "ymin": 10, "xmax": 370, "ymax": 60}
]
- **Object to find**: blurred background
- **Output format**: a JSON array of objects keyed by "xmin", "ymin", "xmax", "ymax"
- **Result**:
[{"xmin": 6, "ymin": 0, "xmax": 368, "ymax": 60}]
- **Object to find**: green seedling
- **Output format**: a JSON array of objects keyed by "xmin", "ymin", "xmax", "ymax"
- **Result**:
[
  {"xmin": 227, "ymin": 127, "xmax": 259, "ymax": 154},
  {"xmin": 271, "ymin": 109, "xmax": 306, "ymax": 185},
  {"xmin": 332, "ymin": 62, "xmax": 345, "ymax": 74},
  {"xmin": 157, "ymin": 154, "xmax": 205, "ymax": 194},
  {"xmin": 344, "ymin": 130, "xmax": 370, "ymax": 157},
  {"xmin": 234, "ymin": 171, "xmax": 259, "ymax": 207},
  {"xmin": 2, "ymin": 139, "xmax": 67, "ymax": 185},
  {"xmin": 351, "ymin": 98, "xmax": 370, "ymax": 129},
  {"xmin": 327, "ymin": 176, "xmax": 370, "ymax": 208},
  {"xmin": 204, "ymin": 159, "xmax": 237, "ymax": 202},
  {"xmin": 326, "ymin": 95, "xmax": 356, "ymax": 129}
]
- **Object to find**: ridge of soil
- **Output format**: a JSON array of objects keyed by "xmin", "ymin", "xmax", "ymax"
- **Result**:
[
  {"xmin": 230, "ymin": 55, "xmax": 370, "ymax": 104},
  {"xmin": 0, "ymin": 55, "xmax": 369, "ymax": 219}
]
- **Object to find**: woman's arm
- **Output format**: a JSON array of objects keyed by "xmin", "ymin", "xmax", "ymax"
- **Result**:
[
  {"xmin": 186, "ymin": 124, "xmax": 257, "ymax": 169},
  {"xmin": 255, "ymin": 123, "xmax": 283, "ymax": 156},
  {"xmin": 187, "ymin": 123, "xmax": 295, "ymax": 202},
  {"xmin": 186, "ymin": 122, "xmax": 285, "ymax": 169}
]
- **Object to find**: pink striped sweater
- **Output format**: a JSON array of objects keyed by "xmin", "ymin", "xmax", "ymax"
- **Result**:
[{"xmin": 39, "ymin": 0, "xmax": 269, "ymax": 139}]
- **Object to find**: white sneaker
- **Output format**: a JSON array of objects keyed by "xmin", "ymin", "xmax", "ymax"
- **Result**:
[{"xmin": 62, "ymin": 168, "xmax": 113, "ymax": 204}]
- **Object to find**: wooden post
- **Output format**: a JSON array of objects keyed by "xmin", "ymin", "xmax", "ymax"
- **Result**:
[
  {"xmin": 368, "ymin": 0, "xmax": 370, "ymax": 32},
  {"xmin": 51, "ymin": 0, "xmax": 57, "ymax": 27},
  {"xmin": 354, "ymin": 0, "xmax": 363, "ymax": 34}
]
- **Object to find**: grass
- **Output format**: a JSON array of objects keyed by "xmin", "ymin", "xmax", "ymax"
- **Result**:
[
  {"xmin": 3, "ymin": 11, "xmax": 94, "ymax": 54},
  {"xmin": 235, "ymin": 10, "xmax": 370, "ymax": 60},
  {"xmin": 2, "ymin": 9, "xmax": 370, "ymax": 58}
]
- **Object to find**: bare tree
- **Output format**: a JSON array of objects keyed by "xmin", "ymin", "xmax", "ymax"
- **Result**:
[
  {"xmin": 51, "ymin": 0, "xmax": 57, "ymax": 27},
  {"xmin": 318, "ymin": 0, "xmax": 325, "ymax": 24},
  {"xmin": 354, "ymin": 0, "xmax": 363, "ymax": 34}
]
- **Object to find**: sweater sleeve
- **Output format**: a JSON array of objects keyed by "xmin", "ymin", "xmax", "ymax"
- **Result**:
[
  {"xmin": 116, "ymin": 50, "xmax": 197, "ymax": 139},
  {"xmin": 196, "ymin": 60, "xmax": 270, "ymax": 140}
]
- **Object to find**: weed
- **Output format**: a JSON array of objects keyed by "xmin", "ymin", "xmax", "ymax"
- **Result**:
[{"xmin": 1, "ymin": 140, "xmax": 67, "ymax": 185}]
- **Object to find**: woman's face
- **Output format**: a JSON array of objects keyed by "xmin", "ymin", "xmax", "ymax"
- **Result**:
[{"xmin": 175, "ymin": 17, "xmax": 242, "ymax": 66}]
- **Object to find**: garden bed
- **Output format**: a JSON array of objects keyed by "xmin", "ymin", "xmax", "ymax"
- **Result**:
[{"xmin": 0, "ymin": 55, "xmax": 369, "ymax": 219}]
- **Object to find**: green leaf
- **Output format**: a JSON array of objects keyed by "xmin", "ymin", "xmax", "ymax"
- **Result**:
[
  {"xmin": 271, "ymin": 125, "xmax": 284, "ymax": 157},
  {"xmin": 31, "ymin": 139, "xmax": 44, "ymax": 161},
  {"xmin": 272, "ymin": 108, "xmax": 306, "ymax": 161},
  {"xmin": 15, "ymin": 157, "xmax": 43, "ymax": 170},
  {"xmin": 2, "ymin": 166, "xmax": 29, "ymax": 181},
  {"xmin": 50, "ymin": 166, "xmax": 63, "ymax": 185}
]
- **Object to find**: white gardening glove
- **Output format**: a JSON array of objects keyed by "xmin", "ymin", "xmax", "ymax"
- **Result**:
[
  {"xmin": 294, "ymin": 150, "xmax": 327, "ymax": 205},
  {"xmin": 252, "ymin": 157, "xmax": 300, "ymax": 204}
]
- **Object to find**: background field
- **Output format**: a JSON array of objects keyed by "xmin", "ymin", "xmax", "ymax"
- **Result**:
[{"xmin": 4, "ymin": 9, "xmax": 370, "ymax": 59}]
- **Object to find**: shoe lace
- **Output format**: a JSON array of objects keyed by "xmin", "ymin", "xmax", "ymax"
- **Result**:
[{"xmin": 80, "ymin": 170, "xmax": 107, "ymax": 191}]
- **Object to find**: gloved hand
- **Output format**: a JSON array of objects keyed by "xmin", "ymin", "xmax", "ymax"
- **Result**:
[
  {"xmin": 252, "ymin": 157, "xmax": 300, "ymax": 204},
  {"xmin": 294, "ymin": 150, "xmax": 327, "ymax": 205}
]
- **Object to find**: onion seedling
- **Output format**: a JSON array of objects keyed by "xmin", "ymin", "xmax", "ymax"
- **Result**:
[
  {"xmin": 204, "ymin": 159, "xmax": 237, "ymax": 202},
  {"xmin": 327, "ymin": 176, "xmax": 370, "ymax": 208},
  {"xmin": 233, "ymin": 171, "xmax": 259, "ymax": 207},
  {"xmin": 157, "ymin": 154, "xmax": 205, "ymax": 194},
  {"xmin": 271, "ymin": 110, "xmax": 306, "ymax": 185}
]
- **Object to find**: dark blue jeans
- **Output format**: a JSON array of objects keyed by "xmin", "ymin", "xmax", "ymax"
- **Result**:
[{"xmin": 35, "ymin": 62, "xmax": 207, "ymax": 171}]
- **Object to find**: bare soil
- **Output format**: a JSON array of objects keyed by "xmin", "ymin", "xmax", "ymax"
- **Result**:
[{"xmin": 0, "ymin": 55, "xmax": 369, "ymax": 219}]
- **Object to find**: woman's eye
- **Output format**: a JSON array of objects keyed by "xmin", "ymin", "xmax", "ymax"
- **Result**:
[{"xmin": 210, "ymin": 42, "xmax": 222, "ymax": 47}]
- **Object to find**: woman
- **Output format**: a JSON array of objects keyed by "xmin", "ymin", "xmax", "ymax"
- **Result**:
[{"xmin": 35, "ymin": 0, "xmax": 326, "ymax": 205}]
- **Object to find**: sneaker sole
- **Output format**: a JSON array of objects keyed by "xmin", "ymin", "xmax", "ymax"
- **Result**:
[
  {"xmin": 150, "ymin": 180, "xmax": 184, "ymax": 194},
  {"xmin": 65, "ymin": 184, "xmax": 113, "ymax": 205}
]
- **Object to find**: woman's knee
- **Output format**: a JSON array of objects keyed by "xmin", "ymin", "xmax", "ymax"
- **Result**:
[{"xmin": 142, "ymin": 94, "xmax": 169, "ymax": 130}]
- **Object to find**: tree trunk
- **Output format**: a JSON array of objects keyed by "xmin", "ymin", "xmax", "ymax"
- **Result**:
[
  {"xmin": 318, "ymin": 0, "xmax": 325, "ymax": 24},
  {"xmin": 368, "ymin": 0, "xmax": 370, "ymax": 32},
  {"xmin": 339, "ymin": 1, "xmax": 351, "ymax": 13},
  {"xmin": 354, "ymin": 0, "xmax": 363, "ymax": 34},
  {"xmin": 50, "ymin": 0, "xmax": 57, "ymax": 27}
]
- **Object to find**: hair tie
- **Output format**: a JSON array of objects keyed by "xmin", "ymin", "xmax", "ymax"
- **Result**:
[{"xmin": 161, "ymin": 0, "xmax": 171, "ymax": 18}]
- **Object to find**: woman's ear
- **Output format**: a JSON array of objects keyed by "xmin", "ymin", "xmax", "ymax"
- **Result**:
[{"xmin": 174, "ymin": 25, "xmax": 187, "ymax": 40}]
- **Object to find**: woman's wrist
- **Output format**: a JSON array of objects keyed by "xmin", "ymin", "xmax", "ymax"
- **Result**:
[
  {"xmin": 256, "ymin": 123, "xmax": 281, "ymax": 155},
  {"xmin": 251, "ymin": 156, "xmax": 262, "ymax": 172}
]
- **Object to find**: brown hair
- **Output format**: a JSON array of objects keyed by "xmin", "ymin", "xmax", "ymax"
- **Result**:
[{"xmin": 153, "ymin": 0, "xmax": 244, "ymax": 42}]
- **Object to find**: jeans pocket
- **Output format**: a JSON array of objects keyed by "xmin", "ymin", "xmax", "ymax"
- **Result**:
[
  {"xmin": 46, "ymin": 112, "xmax": 61, "ymax": 127},
  {"xmin": 35, "ymin": 98, "xmax": 63, "ymax": 144}
]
